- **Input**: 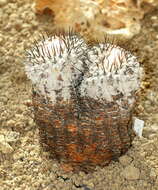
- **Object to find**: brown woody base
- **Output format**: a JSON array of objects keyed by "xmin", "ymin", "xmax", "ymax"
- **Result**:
[{"xmin": 32, "ymin": 91, "xmax": 135, "ymax": 172}]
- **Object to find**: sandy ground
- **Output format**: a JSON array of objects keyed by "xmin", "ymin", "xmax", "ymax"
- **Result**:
[{"xmin": 0, "ymin": 0, "xmax": 158, "ymax": 190}]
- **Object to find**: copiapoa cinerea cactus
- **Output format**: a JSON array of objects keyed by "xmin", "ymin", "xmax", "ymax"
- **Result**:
[{"xmin": 24, "ymin": 30, "xmax": 142, "ymax": 172}]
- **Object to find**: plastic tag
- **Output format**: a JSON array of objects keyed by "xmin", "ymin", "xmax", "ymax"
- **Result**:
[{"xmin": 133, "ymin": 118, "xmax": 144, "ymax": 137}]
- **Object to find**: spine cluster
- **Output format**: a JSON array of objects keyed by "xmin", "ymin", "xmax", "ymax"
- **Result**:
[
  {"xmin": 25, "ymin": 32, "xmax": 88, "ymax": 104},
  {"xmin": 24, "ymin": 31, "xmax": 142, "ymax": 107}
]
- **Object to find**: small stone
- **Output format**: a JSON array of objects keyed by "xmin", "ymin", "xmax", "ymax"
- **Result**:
[
  {"xmin": 87, "ymin": 182, "xmax": 94, "ymax": 188},
  {"xmin": 5, "ymin": 131, "xmax": 20, "ymax": 143},
  {"xmin": 0, "ymin": 134, "xmax": 14, "ymax": 153},
  {"xmin": 150, "ymin": 169, "xmax": 157, "ymax": 180},
  {"xmin": 14, "ymin": 22, "xmax": 23, "ymax": 32},
  {"xmin": 150, "ymin": 124, "xmax": 158, "ymax": 132},
  {"xmin": 6, "ymin": 119, "xmax": 16, "ymax": 127},
  {"xmin": 0, "ymin": 0, "xmax": 7, "ymax": 6},
  {"xmin": 122, "ymin": 165, "xmax": 140, "ymax": 180},
  {"xmin": 119, "ymin": 155, "xmax": 132, "ymax": 166},
  {"xmin": 151, "ymin": 16, "xmax": 157, "ymax": 20},
  {"xmin": 0, "ymin": 135, "xmax": 5, "ymax": 142},
  {"xmin": 0, "ymin": 142, "xmax": 14, "ymax": 154},
  {"xmin": 148, "ymin": 134, "xmax": 157, "ymax": 140},
  {"xmin": 152, "ymin": 114, "xmax": 158, "ymax": 122}
]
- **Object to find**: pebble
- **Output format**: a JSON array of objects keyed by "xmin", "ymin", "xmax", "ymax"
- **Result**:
[
  {"xmin": 150, "ymin": 169, "xmax": 157, "ymax": 180},
  {"xmin": 148, "ymin": 133, "xmax": 157, "ymax": 140},
  {"xmin": 6, "ymin": 119, "xmax": 16, "ymax": 127},
  {"xmin": 151, "ymin": 16, "xmax": 158, "ymax": 20},
  {"xmin": 150, "ymin": 124, "xmax": 158, "ymax": 132},
  {"xmin": 5, "ymin": 131, "xmax": 20, "ymax": 142},
  {"xmin": 121, "ymin": 165, "xmax": 140, "ymax": 180},
  {"xmin": 0, "ymin": 0, "xmax": 7, "ymax": 6},
  {"xmin": 119, "ymin": 155, "xmax": 133, "ymax": 166},
  {"xmin": 0, "ymin": 134, "xmax": 14, "ymax": 154},
  {"xmin": 0, "ymin": 134, "xmax": 5, "ymax": 142},
  {"xmin": 152, "ymin": 114, "xmax": 158, "ymax": 122}
]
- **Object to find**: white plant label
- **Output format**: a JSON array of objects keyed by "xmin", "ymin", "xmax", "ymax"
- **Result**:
[{"xmin": 133, "ymin": 118, "xmax": 144, "ymax": 137}]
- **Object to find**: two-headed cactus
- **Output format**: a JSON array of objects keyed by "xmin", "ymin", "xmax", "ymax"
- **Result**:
[{"xmin": 24, "ymin": 31, "xmax": 142, "ymax": 172}]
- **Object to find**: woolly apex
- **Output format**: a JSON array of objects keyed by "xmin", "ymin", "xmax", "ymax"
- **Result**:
[
  {"xmin": 80, "ymin": 43, "xmax": 142, "ymax": 107},
  {"xmin": 24, "ymin": 32, "xmax": 88, "ymax": 104},
  {"xmin": 24, "ymin": 32, "xmax": 142, "ymax": 107}
]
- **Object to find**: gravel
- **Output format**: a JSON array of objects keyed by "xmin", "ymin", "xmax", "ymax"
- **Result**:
[{"xmin": 0, "ymin": 1, "xmax": 158, "ymax": 190}]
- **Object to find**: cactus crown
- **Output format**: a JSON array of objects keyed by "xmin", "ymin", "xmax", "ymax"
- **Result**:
[{"xmin": 24, "ymin": 31, "xmax": 142, "ymax": 106}]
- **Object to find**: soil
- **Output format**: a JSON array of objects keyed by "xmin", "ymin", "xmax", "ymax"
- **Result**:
[{"xmin": 0, "ymin": 0, "xmax": 158, "ymax": 190}]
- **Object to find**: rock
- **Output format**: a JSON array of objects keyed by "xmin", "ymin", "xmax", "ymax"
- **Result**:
[
  {"xmin": 5, "ymin": 131, "xmax": 20, "ymax": 143},
  {"xmin": 150, "ymin": 169, "xmax": 157, "ymax": 180},
  {"xmin": 150, "ymin": 124, "xmax": 158, "ymax": 132},
  {"xmin": 0, "ymin": 134, "xmax": 4, "ymax": 141},
  {"xmin": 151, "ymin": 16, "xmax": 158, "ymax": 20},
  {"xmin": 6, "ymin": 119, "xmax": 15, "ymax": 127},
  {"xmin": 85, "ymin": 182, "xmax": 94, "ymax": 188},
  {"xmin": 143, "ymin": 124, "xmax": 158, "ymax": 138},
  {"xmin": 119, "ymin": 155, "xmax": 133, "ymax": 166},
  {"xmin": 152, "ymin": 114, "xmax": 158, "ymax": 122},
  {"xmin": 0, "ymin": 134, "xmax": 14, "ymax": 154},
  {"xmin": 0, "ymin": 0, "xmax": 7, "ymax": 6},
  {"xmin": 35, "ymin": 0, "xmax": 158, "ymax": 40},
  {"xmin": 122, "ymin": 165, "xmax": 140, "ymax": 180},
  {"xmin": 0, "ymin": 142, "xmax": 14, "ymax": 154}
]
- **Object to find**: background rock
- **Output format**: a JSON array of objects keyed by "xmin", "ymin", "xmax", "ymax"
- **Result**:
[{"xmin": 35, "ymin": 0, "xmax": 158, "ymax": 40}]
